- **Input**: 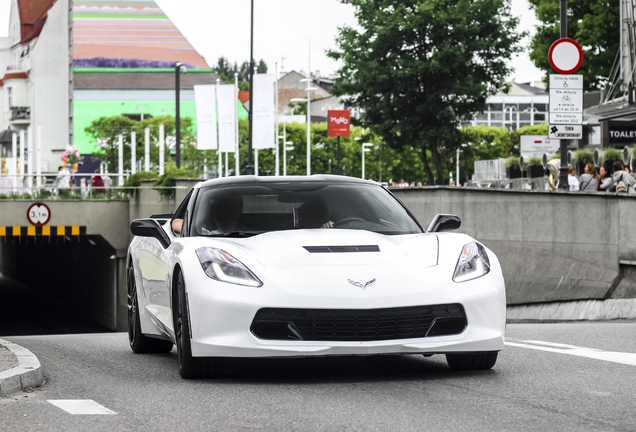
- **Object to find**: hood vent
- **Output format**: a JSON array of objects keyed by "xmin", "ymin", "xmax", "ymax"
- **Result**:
[{"xmin": 303, "ymin": 245, "xmax": 380, "ymax": 253}]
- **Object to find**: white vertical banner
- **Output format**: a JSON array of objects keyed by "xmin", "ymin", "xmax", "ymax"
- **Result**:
[
  {"xmin": 194, "ymin": 85, "xmax": 218, "ymax": 150},
  {"xmin": 253, "ymin": 74, "xmax": 275, "ymax": 150},
  {"xmin": 217, "ymin": 84, "xmax": 237, "ymax": 152},
  {"xmin": 130, "ymin": 131, "xmax": 136, "ymax": 174},
  {"xmin": 159, "ymin": 124, "xmax": 165, "ymax": 176},
  {"xmin": 144, "ymin": 127, "xmax": 150, "ymax": 172}
]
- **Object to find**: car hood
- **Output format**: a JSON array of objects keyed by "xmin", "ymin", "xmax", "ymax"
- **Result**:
[{"xmin": 197, "ymin": 229, "xmax": 439, "ymax": 271}]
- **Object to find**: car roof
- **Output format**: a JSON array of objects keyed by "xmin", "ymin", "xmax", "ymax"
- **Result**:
[{"xmin": 197, "ymin": 175, "xmax": 378, "ymax": 189}]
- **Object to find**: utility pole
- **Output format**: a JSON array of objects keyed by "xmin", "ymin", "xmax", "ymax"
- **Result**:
[{"xmin": 558, "ymin": 0, "xmax": 569, "ymax": 191}]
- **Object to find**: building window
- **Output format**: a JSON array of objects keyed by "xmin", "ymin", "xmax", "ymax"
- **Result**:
[{"xmin": 7, "ymin": 87, "xmax": 12, "ymax": 109}]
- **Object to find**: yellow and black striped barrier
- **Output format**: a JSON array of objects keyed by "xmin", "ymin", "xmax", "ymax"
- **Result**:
[{"xmin": 0, "ymin": 226, "xmax": 86, "ymax": 242}]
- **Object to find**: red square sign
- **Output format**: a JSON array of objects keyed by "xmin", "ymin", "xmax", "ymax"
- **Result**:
[{"xmin": 328, "ymin": 110, "xmax": 351, "ymax": 137}]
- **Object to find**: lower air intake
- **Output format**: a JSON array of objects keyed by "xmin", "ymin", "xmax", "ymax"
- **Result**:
[{"xmin": 250, "ymin": 304, "xmax": 467, "ymax": 342}]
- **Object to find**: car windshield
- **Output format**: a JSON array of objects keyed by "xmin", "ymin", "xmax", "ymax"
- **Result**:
[{"xmin": 191, "ymin": 182, "xmax": 422, "ymax": 237}]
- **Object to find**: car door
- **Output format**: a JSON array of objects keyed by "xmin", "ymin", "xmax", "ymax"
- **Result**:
[{"xmin": 137, "ymin": 190, "xmax": 194, "ymax": 333}]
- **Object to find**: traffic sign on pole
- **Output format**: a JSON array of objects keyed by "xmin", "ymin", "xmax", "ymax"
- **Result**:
[{"xmin": 548, "ymin": 38, "xmax": 583, "ymax": 74}]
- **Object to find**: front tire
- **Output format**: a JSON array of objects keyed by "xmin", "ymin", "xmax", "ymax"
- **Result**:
[
  {"xmin": 445, "ymin": 352, "xmax": 498, "ymax": 370},
  {"xmin": 175, "ymin": 271, "xmax": 222, "ymax": 378},
  {"xmin": 128, "ymin": 265, "xmax": 173, "ymax": 354}
]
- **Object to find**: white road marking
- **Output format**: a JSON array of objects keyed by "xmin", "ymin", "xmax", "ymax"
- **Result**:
[
  {"xmin": 48, "ymin": 400, "xmax": 117, "ymax": 415},
  {"xmin": 505, "ymin": 340, "xmax": 636, "ymax": 367}
]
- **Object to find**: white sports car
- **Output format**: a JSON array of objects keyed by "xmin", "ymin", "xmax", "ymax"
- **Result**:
[{"xmin": 128, "ymin": 175, "xmax": 505, "ymax": 378}]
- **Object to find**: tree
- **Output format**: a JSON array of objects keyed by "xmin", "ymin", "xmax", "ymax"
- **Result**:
[
  {"xmin": 212, "ymin": 57, "xmax": 269, "ymax": 91},
  {"xmin": 528, "ymin": 0, "xmax": 619, "ymax": 91},
  {"xmin": 328, "ymin": 0, "xmax": 523, "ymax": 184},
  {"xmin": 459, "ymin": 125, "xmax": 517, "ymax": 180},
  {"xmin": 84, "ymin": 115, "xmax": 215, "ymax": 174}
]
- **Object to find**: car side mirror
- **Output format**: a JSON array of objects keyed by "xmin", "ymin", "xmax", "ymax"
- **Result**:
[
  {"xmin": 130, "ymin": 218, "xmax": 171, "ymax": 249},
  {"xmin": 427, "ymin": 214, "xmax": 461, "ymax": 233}
]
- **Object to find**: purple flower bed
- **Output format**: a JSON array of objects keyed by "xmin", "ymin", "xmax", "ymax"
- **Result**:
[{"xmin": 74, "ymin": 58, "xmax": 197, "ymax": 69}]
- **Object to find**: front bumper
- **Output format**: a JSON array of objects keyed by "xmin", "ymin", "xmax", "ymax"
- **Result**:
[{"xmin": 184, "ymin": 263, "xmax": 506, "ymax": 358}]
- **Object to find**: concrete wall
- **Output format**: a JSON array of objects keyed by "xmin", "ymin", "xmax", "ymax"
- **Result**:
[{"xmin": 392, "ymin": 187, "xmax": 636, "ymax": 305}]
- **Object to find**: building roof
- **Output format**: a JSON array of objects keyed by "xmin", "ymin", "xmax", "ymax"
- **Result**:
[
  {"xmin": 72, "ymin": 0, "xmax": 209, "ymax": 69},
  {"xmin": 73, "ymin": 69, "xmax": 219, "ymax": 90},
  {"xmin": 18, "ymin": 0, "xmax": 57, "ymax": 42}
]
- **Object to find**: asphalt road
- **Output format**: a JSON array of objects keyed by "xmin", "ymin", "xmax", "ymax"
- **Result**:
[{"xmin": 2, "ymin": 323, "xmax": 636, "ymax": 432}]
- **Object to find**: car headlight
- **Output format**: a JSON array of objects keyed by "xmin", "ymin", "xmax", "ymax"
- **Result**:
[
  {"xmin": 195, "ymin": 247, "xmax": 262, "ymax": 287},
  {"xmin": 453, "ymin": 242, "xmax": 490, "ymax": 283}
]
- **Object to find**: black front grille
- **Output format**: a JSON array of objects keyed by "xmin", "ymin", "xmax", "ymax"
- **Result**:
[{"xmin": 250, "ymin": 304, "xmax": 467, "ymax": 342}]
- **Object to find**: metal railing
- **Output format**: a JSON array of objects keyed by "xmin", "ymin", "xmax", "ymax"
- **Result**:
[
  {"xmin": 10, "ymin": 106, "xmax": 30, "ymax": 121},
  {"xmin": 0, "ymin": 173, "xmax": 184, "ymax": 200}
]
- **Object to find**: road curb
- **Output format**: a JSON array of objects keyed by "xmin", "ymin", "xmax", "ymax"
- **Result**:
[
  {"xmin": 0, "ymin": 339, "xmax": 43, "ymax": 397},
  {"xmin": 507, "ymin": 298, "xmax": 636, "ymax": 322}
]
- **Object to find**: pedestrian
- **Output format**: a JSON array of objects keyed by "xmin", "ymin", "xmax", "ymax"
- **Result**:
[
  {"xmin": 567, "ymin": 164, "xmax": 579, "ymax": 191},
  {"xmin": 598, "ymin": 163, "xmax": 614, "ymax": 192},
  {"xmin": 92, "ymin": 169, "xmax": 105, "ymax": 194},
  {"xmin": 579, "ymin": 163, "xmax": 598, "ymax": 192},
  {"xmin": 56, "ymin": 164, "xmax": 71, "ymax": 194},
  {"xmin": 612, "ymin": 161, "xmax": 636, "ymax": 195}
]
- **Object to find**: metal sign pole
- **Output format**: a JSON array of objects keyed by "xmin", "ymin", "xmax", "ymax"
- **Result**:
[{"xmin": 558, "ymin": 0, "xmax": 570, "ymax": 191}]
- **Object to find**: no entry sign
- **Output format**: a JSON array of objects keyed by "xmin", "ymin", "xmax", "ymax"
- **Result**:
[
  {"xmin": 328, "ymin": 110, "xmax": 351, "ymax": 137},
  {"xmin": 548, "ymin": 38, "xmax": 583, "ymax": 74}
]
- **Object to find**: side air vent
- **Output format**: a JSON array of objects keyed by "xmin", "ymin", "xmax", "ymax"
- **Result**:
[{"xmin": 303, "ymin": 245, "xmax": 380, "ymax": 253}]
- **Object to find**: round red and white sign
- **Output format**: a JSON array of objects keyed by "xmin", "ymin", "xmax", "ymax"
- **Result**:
[
  {"xmin": 27, "ymin": 202, "xmax": 51, "ymax": 226},
  {"xmin": 548, "ymin": 38, "xmax": 583, "ymax": 74}
]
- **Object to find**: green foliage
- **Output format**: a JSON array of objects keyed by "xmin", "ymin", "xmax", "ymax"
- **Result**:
[
  {"xmin": 124, "ymin": 171, "xmax": 159, "ymax": 195},
  {"xmin": 459, "ymin": 125, "xmax": 517, "ymax": 180},
  {"xmin": 517, "ymin": 124, "xmax": 549, "ymax": 135},
  {"xmin": 287, "ymin": 101, "xmax": 307, "ymax": 116},
  {"xmin": 528, "ymin": 0, "xmax": 619, "ymax": 90},
  {"xmin": 84, "ymin": 115, "xmax": 215, "ymax": 175},
  {"xmin": 528, "ymin": 157, "xmax": 543, "ymax": 166},
  {"xmin": 154, "ymin": 161, "xmax": 197, "ymax": 197},
  {"xmin": 328, "ymin": 0, "xmax": 524, "ymax": 184},
  {"xmin": 212, "ymin": 56, "xmax": 268, "ymax": 91},
  {"xmin": 506, "ymin": 156, "xmax": 520, "ymax": 168},
  {"xmin": 83, "ymin": 115, "xmax": 136, "ymax": 173},
  {"xmin": 574, "ymin": 149, "xmax": 594, "ymax": 164},
  {"xmin": 0, "ymin": 194, "xmax": 7, "ymax": 199},
  {"xmin": 602, "ymin": 147, "xmax": 622, "ymax": 163}
]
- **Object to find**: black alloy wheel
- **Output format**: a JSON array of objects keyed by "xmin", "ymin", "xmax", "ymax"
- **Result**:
[
  {"xmin": 175, "ymin": 271, "xmax": 222, "ymax": 378},
  {"xmin": 127, "ymin": 265, "xmax": 173, "ymax": 354}
]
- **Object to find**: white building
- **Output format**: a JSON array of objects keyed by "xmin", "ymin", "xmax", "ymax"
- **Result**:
[
  {"xmin": 470, "ymin": 81, "xmax": 549, "ymax": 130},
  {"xmin": 0, "ymin": 0, "xmax": 71, "ymax": 172}
]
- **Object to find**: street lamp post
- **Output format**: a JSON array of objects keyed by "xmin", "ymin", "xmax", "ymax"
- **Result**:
[
  {"xmin": 246, "ymin": 0, "xmax": 255, "ymax": 175},
  {"xmin": 174, "ymin": 61, "xmax": 187, "ymax": 168},
  {"xmin": 361, "ymin": 143, "xmax": 372, "ymax": 179},
  {"xmin": 284, "ymin": 142, "xmax": 293, "ymax": 176},
  {"xmin": 291, "ymin": 87, "xmax": 316, "ymax": 176}
]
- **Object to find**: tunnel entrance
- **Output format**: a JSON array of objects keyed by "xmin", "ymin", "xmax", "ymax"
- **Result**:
[{"xmin": 0, "ymin": 234, "xmax": 118, "ymax": 336}]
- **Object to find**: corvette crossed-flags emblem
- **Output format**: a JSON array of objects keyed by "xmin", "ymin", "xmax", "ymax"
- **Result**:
[{"xmin": 347, "ymin": 278, "xmax": 376, "ymax": 290}]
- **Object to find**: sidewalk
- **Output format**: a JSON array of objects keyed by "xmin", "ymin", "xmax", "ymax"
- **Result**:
[
  {"xmin": 0, "ymin": 339, "xmax": 44, "ymax": 396},
  {"xmin": 0, "ymin": 345, "xmax": 18, "ymax": 372}
]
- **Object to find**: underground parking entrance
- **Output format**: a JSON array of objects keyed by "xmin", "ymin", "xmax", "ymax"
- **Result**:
[{"xmin": 0, "ymin": 231, "xmax": 119, "ymax": 336}]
